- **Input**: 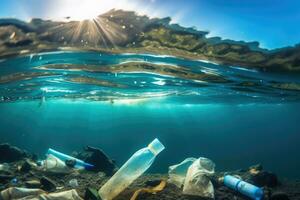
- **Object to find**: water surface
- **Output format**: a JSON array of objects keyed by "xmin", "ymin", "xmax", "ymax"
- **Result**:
[{"xmin": 0, "ymin": 51, "xmax": 300, "ymax": 179}]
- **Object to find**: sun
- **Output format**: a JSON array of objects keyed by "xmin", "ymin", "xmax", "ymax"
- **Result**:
[
  {"xmin": 51, "ymin": 0, "xmax": 136, "ymax": 21},
  {"xmin": 60, "ymin": 0, "xmax": 116, "ymax": 20},
  {"xmin": 44, "ymin": 0, "xmax": 162, "ymax": 49}
]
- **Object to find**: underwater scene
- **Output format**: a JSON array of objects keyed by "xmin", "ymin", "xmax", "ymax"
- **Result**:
[{"xmin": 0, "ymin": 0, "xmax": 300, "ymax": 200}]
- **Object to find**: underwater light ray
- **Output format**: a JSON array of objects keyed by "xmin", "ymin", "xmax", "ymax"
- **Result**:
[
  {"xmin": 92, "ymin": 18, "xmax": 112, "ymax": 48},
  {"xmin": 100, "ymin": 19, "xmax": 127, "ymax": 41},
  {"xmin": 73, "ymin": 21, "xmax": 87, "ymax": 44},
  {"xmin": 46, "ymin": 20, "xmax": 85, "ymax": 45},
  {"xmin": 88, "ymin": 16, "xmax": 128, "ymax": 48},
  {"xmin": 44, "ymin": 16, "xmax": 129, "ymax": 48}
]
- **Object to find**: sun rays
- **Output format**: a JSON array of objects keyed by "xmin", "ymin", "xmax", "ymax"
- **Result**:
[
  {"xmin": 45, "ymin": 15, "xmax": 129, "ymax": 48},
  {"xmin": 34, "ymin": 0, "xmax": 167, "ymax": 49}
]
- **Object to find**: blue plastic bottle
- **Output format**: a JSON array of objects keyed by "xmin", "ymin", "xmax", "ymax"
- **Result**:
[
  {"xmin": 47, "ymin": 148, "xmax": 94, "ymax": 170},
  {"xmin": 224, "ymin": 175, "xmax": 264, "ymax": 200}
]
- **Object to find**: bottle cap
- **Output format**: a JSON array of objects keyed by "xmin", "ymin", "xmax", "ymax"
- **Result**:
[{"xmin": 148, "ymin": 138, "xmax": 165, "ymax": 155}]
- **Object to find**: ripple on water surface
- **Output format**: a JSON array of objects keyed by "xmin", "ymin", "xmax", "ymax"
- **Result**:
[{"xmin": 0, "ymin": 51, "xmax": 300, "ymax": 104}]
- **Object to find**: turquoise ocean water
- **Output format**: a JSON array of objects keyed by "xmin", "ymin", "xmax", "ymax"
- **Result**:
[{"xmin": 0, "ymin": 51, "xmax": 300, "ymax": 179}]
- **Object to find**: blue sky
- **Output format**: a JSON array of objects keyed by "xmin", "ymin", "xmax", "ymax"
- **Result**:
[{"xmin": 0, "ymin": 0, "xmax": 300, "ymax": 49}]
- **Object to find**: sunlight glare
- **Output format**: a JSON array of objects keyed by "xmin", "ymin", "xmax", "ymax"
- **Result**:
[
  {"xmin": 54, "ymin": 0, "xmax": 137, "ymax": 21},
  {"xmin": 61, "ymin": 0, "xmax": 116, "ymax": 20}
]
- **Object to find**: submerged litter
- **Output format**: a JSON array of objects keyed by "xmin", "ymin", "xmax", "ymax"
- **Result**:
[
  {"xmin": 39, "ymin": 154, "xmax": 73, "ymax": 174},
  {"xmin": 130, "ymin": 180, "xmax": 167, "ymax": 200},
  {"xmin": 98, "ymin": 138, "xmax": 165, "ymax": 200},
  {"xmin": 0, "ymin": 143, "xmax": 289, "ymax": 200},
  {"xmin": 38, "ymin": 148, "xmax": 94, "ymax": 174},
  {"xmin": 0, "ymin": 187, "xmax": 82, "ymax": 200},
  {"xmin": 69, "ymin": 179, "xmax": 79, "ymax": 188},
  {"xmin": 168, "ymin": 157, "xmax": 196, "ymax": 188},
  {"xmin": 183, "ymin": 157, "xmax": 215, "ymax": 198},
  {"xmin": 47, "ymin": 148, "xmax": 94, "ymax": 170},
  {"xmin": 168, "ymin": 157, "xmax": 215, "ymax": 198},
  {"xmin": 0, "ymin": 163, "xmax": 10, "ymax": 172},
  {"xmin": 224, "ymin": 175, "xmax": 264, "ymax": 200},
  {"xmin": 0, "ymin": 187, "xmax": 44, "ymax": 200}
]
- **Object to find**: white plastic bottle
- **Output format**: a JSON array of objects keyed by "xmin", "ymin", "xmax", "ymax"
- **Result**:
[{"xmin": 98, "ymin": 138, "xmax": 165, "ymax": 200}]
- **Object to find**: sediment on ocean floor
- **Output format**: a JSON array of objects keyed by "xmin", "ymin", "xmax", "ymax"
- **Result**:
[{"xmin": 0, "ymin": 143, "xmax": 298, "ymax": 200}]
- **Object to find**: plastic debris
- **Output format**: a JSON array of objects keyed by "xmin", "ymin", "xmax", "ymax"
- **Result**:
[
  {"xmin": 0, "ymin": 163, "xmax": 10, "ymax": 172},
  {"xmin": 168, "ymin": 157, "xmax": 215, "ymax": 198},
  {"xmin": 25, "ymin": 180, "xmax": 41, "ymax": 188},
  {"xmin": 38, "ymin": 148, "xmax": 94, "ymax": 173},
  {"xmin": 224, "ymin": 175, "xmax": 264, "ymax": 200},
  {"xmin": 130, "ymin": 180, "xmax": 167, "ymax": 200},
  {"xmin": 47, "ymin": 148, "xmax": 94, "ymax": 170},
  {"xmin": 43, "ymin": 189, "xmax": 83, "ymax": 200},
  {"xmin": 0, "ymin": 187, "xmax": 45, "ymax": 200},
  {"xmin": 0, "ymin": 187, "xmax": 83, "ymax": 200},
  {"xmin": 69, "ymin": 179, "xmax": 79, "ymax": 188},
  {"xmin": 168, "ymin": 157, "xmax": 196, "ymax": 188},
  {"xmin": 182, "ymin": 157, "xmax": 215, "ymax": 198},
  {"xmin": 40, "ymin": 154, "xmax": 73, "ymax": 174},
  {"xmin": 98, "ymin": 138, "xmax": 165, "ymax": 200},
  {"xmin": 10, "ymin": 178, "xmax": 18, "ymax": 185}
]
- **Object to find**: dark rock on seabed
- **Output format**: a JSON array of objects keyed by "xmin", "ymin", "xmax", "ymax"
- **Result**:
[
  {"xmin": 0, "ymin": 143, "xmax": 29, "ymax": 163},
  {"xmin": 251, "ymin": 171, "xmax": 279, "ymax": 188},
  {"xmin": 40, "ymin": 176, "xmax": 57, "ymax": 192},
  {"xmin": 0, "ymin": 144, "xmax": 299, "ymax": 200},
  {"xmin": 73, "ymin": 146, "xmax": 118, "ymax": 176}
]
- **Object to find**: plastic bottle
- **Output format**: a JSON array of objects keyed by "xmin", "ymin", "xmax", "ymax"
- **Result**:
[
  {"xmin": 98, "ymin": 138, "xmax": 165, "ymax": 200},
  {"xmin": 224, "ymin": 175, "xmax": 264, "ymax": 200},
  {"xmin": 47, "ymin": 148, "xmax": 94, "ymax": 170},
  {"xmin": 41, "ymin": 154, "xmax": 71, "ymax": 173}
]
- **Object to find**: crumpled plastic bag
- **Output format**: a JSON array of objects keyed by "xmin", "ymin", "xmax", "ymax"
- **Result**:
[
  {"xmin": 168, "ymin": 157, "xmax": 215, "ymax": 198},
  {"xmin": 182, "ymin": 157, "xmax": 215, "ymax": 198},
  {"xmin": 168, "ymin": 157, "xmax": 196, "ymax": 188},
  {"xmin": 0, "ymin": 187, "xmax": 83, "ymax": 200},
  {"xmin": 39, "ymin": 189, "xmax": 83, "ymax": 200},
  {"xmin": 0, "ymin": 187, "xmax": 45, "ymax": 200}
]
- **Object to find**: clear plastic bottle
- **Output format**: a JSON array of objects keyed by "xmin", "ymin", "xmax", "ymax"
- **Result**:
[{"xmin": 98, "ymin": 138, "xmax": 165, "ymax": 200}]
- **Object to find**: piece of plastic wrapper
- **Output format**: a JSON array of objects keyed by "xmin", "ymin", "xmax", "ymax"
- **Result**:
[
  {"xmin": 0, "ymin": 187, "xmax": 45, "ymax": 200},
  {"xmin": 182, "ymin": 157, "xmax": 215, "ymax": 198},
  {"xmin": 39, "ymin": 189, "xmax": 83, "ymax": 200},
  {"xmin": 0, "ymin": 188, "xmax": 83, "ymax": 200},
  {"xmin": 0, "ymin": 163, "xmax": 10, "ymax": 172},
  {"xmin": 130, "ymin": 180, "xmax": 167, "ymax": 200},
  {"xmin": 168, "ymin": 157, "xmax": 196, "ymax": 188},
  {"xmin": 69, "ymin": 179, "xmax": 79, "ymax": 188}
]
